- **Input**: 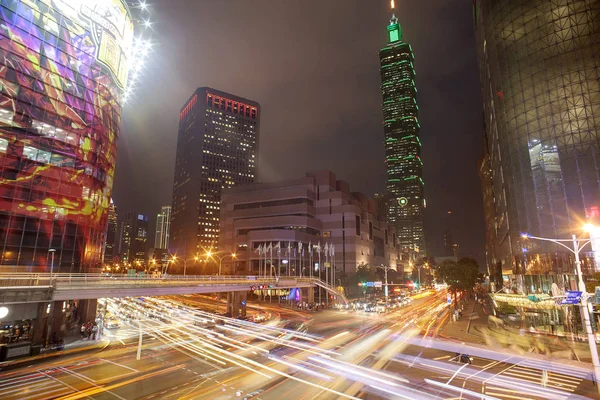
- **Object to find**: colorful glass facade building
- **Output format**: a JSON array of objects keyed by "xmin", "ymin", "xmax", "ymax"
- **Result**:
[
  {"xmin": 379, "ymin": 9, "xmax": 426, "ymax": 259},
  {"xmin": 0, "ymin": 1, "xmax": 139, "ymax": 272},
  {"xmin": 170, "ymin": 88, "xmax": 259, "ymax": 260},
  {"xmin": 474, "ymin": 0, "xmax": 600, "ymax": 275}
]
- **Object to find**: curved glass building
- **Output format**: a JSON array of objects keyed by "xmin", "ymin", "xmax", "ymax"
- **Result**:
[
  {"xmin": 0, "ymin": 0, "xmax": 136, "ymax": 272},
  {"xmin": 474, "ymin": 0, "xmax": 600, "ymax": 275}
]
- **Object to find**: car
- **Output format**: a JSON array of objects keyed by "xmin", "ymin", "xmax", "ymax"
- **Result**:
[
  {"xmin": 281, "ymin": 321, "xmax": 308, "ymax": 338},
  {"xmin": 456, "ymin": 353, "xmax": 473, "ymax": 364},
  {"xmin": 364, "ymin": 303, "xmax": 376, "ymax": 312},
  {"xmin": 105, "ymin": 319, "xmax": 120, "ymax": 329},
  {"xmin": 251, "ymin": 315, "xmax": 266, "ymax": 323},
  {"xmin": 375, "ymin": 303, "xmax": 387, "ymax": 313}
]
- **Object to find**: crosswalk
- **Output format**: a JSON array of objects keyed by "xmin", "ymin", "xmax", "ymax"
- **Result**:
[
  {"xmin": 483, "ymin": 363, "xmax": 584, "ymax": 400},
  {"xmin": 0, "ymin": 369, "xmax": 76, "ymax": 400}
]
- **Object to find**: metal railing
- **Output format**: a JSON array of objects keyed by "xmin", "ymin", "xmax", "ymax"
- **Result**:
[{"xmin": 0, "ymin": 273, "xmax": 347, "ymax": 303}]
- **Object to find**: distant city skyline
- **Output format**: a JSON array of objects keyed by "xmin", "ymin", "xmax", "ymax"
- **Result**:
[{"xmin": 113, "ymin": 1, "xmax": 485, "ymax": 264}]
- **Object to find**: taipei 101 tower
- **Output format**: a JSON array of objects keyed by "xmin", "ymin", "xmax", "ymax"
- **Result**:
[{"xmin": 380, "ymin": 1, "xmax": 426, "ymax": 260}]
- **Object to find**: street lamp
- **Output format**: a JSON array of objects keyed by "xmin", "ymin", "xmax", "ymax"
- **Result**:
[
  {"xmin": 182, "ymin": 255, "xmax": 199, "ymax": 277},
  {"xmin": 164, "ymin": 256, "xmax": 177, "ymax": 275},
  {"xmin": 416, "ymin": 262, "xmax": 428, "ymax": 292},
  {"xmin": 377, "ymin": 264, "xmax": 393, "ymax": 307},
  {"xmin": 48, "ymin": 249, "xmax": 56, "ymax": 281},
  {"xmin": 522, "ymin": 229, "xmax": 600, "ymax": 387},
  {"xmin": 206, "ymin": 251, "xmax": 237, "ymax": 275}
]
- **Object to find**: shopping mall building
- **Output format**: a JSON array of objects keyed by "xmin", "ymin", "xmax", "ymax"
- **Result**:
[{"xmin": 0, "ymin": 0, "xmax": 142, "ymax": 347}]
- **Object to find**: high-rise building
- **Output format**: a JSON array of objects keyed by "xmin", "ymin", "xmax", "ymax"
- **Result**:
[
  {"xmin": 443, "ymin": 230, "xmax": 454, "ymax": 257},
  {"xmin": 119, "ymin": 213, "xmax": 148, "ymax": 264},
  {"xmin": 474, "ymin": 0, "xmax": 600, "ymax": 274},
  {"xmin": 154, "ymin": 205, "xmax": 171, "ymax": 250},
  {"xmin": 379, "ymin": 3, "xmax": 426, "ymax": 260},
  {"xmin": 0, "ymin": 1, "xmax": 143, "ymax": 272},
  {"xmin": 479, "ymin": 135, "xmax": 498, "ymax": 277},
  {"xmin": 104, "ymin": 200, "xmax": 118, "ymax": 264},
  {"xmin": 170, "ymin": 88, "xmax": 259, "ymax": 259}
]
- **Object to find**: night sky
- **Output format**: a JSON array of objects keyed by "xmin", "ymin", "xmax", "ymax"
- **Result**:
[{"xmin": 113, "ymin": 0, "xmax": 485, "ymax": 264}]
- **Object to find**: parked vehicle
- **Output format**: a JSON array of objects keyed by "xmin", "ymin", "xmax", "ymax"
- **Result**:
[{"xmin": 105, "ymin": 319, "xmax": 120, "ymax": 329}]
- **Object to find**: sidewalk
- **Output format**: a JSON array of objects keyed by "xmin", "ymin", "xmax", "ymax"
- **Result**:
[
  {"xmin": 438, "ymin": 299, "xmax": 489, "ymax": 344},
  {"xmin": 0, "ymin": 328, "xmax": 110, "ymax": 372}
]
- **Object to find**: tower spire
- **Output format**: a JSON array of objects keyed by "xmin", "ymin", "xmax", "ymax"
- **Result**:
[{"xmin": 387, "ymin": 0, "xmax": 401, "ymax": 42}]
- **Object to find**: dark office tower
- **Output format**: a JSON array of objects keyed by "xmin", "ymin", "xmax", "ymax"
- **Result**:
[
  {"xmin": 104, "ymin": 200, "xmax": 118, "ymax": 264},
  {"xmin": 119, "ymin": 213, "xmax": 148, "ymax": 264},
  {"xmin": 474, "ymin": 0, "xmax": 600, "ymax": 274},
  {"xmin": 170, "ymin": 88, "xmax": 259, "ymax": 259},
  {"xmin": 443, "ymin": 230, "xmax": 454, "ymax": 257},
  {"xmin": 380, "ymin": 4, "xmax": 426, "ymax": 259}
]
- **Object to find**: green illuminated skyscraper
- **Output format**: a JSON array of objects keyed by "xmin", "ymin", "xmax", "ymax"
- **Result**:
[{"xmin": 380, "ymin": 6, "xmax": 426, "ymax": 259}]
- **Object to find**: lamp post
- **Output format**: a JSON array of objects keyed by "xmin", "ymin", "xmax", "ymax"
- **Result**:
[
  {"xmin": 522, "ymin": 229, "xmax": 600, "ymax": 388},
  {"xmin": 175, "ymin": 255, "xmax": 199, "ymax": 277},
  {"xmin": 48, "ymin": 249, "xmax": 56, "ymax": 282},
  {"xmin": 377, "ymin": 264, "xmax": 393, "ymax": 307},
  {"xmin": 416, "ymin": 262, "xmax": 428, "ymax": 292},
  {"xmin": 206, "ymin": 251, "xmax": 237, "ymax": 275},
  {"xmin": 164, "ymin": 256, "xmax": 176, "ymax": 275}
]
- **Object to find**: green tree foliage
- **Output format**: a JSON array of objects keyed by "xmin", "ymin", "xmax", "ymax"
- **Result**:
[{"xmin": 436, "ymin": 257, "xmax": 480, "ymax": 293}]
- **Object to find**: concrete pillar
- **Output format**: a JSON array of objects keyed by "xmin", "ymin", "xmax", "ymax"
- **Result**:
[
  {"xmin": 226, "ymin": 292, "xmax": 234, "ymax": 315},
  {"xmin": 78, "ymin": 299, "xmax": 98, "ymax": 325},
  {"xmin": 234, "ymin": 292, "xmax": 247, "ymax": 317},
  {"xmin": 49, "ymin": 301, "xmax": 68, "ymax": 340},
  {"xmin": 225, "ymin": 292, "xmax": 248, "ymax": 317},
  {"xmin": 32, "ymin": 302, "xmax": 49, "ymax": 345},
  {"xmin": 301, "ymin": 287, "xmax": 314, "ymax": 304}
]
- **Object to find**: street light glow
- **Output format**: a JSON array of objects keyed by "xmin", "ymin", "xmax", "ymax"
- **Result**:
[{"xmin": 584, "ymin": 224, "xmax": 599, "ymax": 233}]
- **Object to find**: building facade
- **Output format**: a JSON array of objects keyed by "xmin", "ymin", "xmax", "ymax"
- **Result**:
[
  {"xmin": 154, "ymin": 205, "xmax": 171, "ymax": 250},
  {"xmin": 170, "ymin": 88, "xmax": 259, "ymax": 260},
  {"xmin": 474, "ymin": 0, "xmax": 600, "ymax": 275},
  {"xmin": 218, "ymin": 171, "xmax": 400, "ymax": 276},
  {"xmin": 119, "ymin": 212, "xmax": 148, "ymax": 264},
  {"xmin": 104, "ymin": 199, "xmax": 118, "ymax": 264},
  {"xmin": 0, "ymin": 1, "xmax": 139, "ymax": 272},
  {"xmin": 379, "ymin": 6, "xmax": 426, "ymax": 259}
]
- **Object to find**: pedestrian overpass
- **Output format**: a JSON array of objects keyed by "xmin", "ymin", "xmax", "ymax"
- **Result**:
[{"xmin": 0, "ymin": 273, "xmax": 348, "ymax": 304}]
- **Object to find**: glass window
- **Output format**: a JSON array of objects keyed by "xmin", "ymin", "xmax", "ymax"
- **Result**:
[
  {"xmin": 36, "ymin": 149, "xmax": 51, "ymax": 163},
  {"xmin": 0, "ymin": 138, "xmax": 7, "ymax": 152},
  {"xmin": 23, "ymin": 146, "xmax": 38, "ymax": 160}
]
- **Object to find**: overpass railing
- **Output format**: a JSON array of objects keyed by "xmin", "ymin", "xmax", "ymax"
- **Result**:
[{"xmin": 0, "ymin": 273, "xmax": 347, "ymax": 303}]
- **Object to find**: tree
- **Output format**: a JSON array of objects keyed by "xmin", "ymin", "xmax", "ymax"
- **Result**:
[
  {"xmin": 355, "ymin": 262, "xmax": 375, "ymax": 282},
  {"xmin": 348, "ymin": 263, "xmax": 376, "ymax": 296},
  {"xmin": 437, "ymin": 258, "xmax": 480, "ymax": 299}
]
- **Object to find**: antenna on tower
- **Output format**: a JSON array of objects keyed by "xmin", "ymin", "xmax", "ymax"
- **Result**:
[{"xmin": 390, "ymin": 0, "xmax": 398, "ymax": 23}]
